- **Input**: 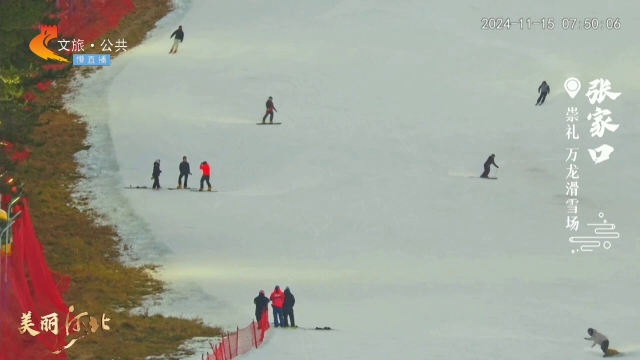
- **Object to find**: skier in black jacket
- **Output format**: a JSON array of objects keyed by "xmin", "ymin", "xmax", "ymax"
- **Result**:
[
  {"xmin": 262, "ymin": 96, "xmax": 277, "ymax": 123},
  {"xmin": 169, "ymin": 26, "xmax": 184, "ymax": 54},
  {"xmin": 177, "ymin": 156, "xmax": 191, "ymax": 189},
  {"xmin": 152, "ymin": 159, "xmax": 162, "ymax": 189},
  {"xmin": 254, "ymin": 290, "xmax": 270, "ymax": 328},
  {"xmin": 283, "ymin": 286, "xmax": 296, "ymax": 327},
  {"xmin": 536, "ymin": 81, "xmax": 550, "ymax": 106},
  {"xmin": 480, "ymin": 154, "xmax": 498, "ymax": 178}
]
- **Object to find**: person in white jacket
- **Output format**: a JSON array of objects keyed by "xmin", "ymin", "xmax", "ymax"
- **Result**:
[{"xmin": 585, "ymin": 328, "xmax": 610, "ymax": 356}]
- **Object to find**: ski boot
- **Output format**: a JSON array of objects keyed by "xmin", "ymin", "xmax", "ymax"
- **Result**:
[
  {"xmin": 177, "ymin": 185, "xmax": 183, "ymax": 189},
  {"xmin": 207, "ymin": 186, "xmax": 212, "ymax": 192}
]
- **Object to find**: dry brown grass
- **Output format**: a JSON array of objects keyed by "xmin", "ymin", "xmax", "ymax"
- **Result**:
[{"xmin": 15, "ymin": 0, "xmax": 223, "ymax": 359}]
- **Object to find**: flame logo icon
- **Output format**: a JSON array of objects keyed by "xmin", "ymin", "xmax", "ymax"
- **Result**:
[{"xmin": 29, "ymin": 25, "xmax": 69, "ymax": 62}]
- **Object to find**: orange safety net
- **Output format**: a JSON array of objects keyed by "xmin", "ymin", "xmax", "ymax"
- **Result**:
[
  {"xmin": 207, "ymin": 309, "xmax": 271, "ymax": 360},
  {"xmin": 55, "ymin": 0, "xmax": 135, "ymax": 44},
  {"xmin": 0, "ymin": 196, "xmax": 71, "ymax": 360}
]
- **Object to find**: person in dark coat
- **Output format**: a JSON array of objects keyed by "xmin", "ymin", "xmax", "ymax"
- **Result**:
[
  {"xmin": 169, "ymin": 25, "xmax": 184, "ymax": 54},
  {"xmin": 480, "ymin": 154, "xmax": 499, "ymax": 178},
  {"xmin": 151, "ymin": 159, "xmax": 162, "ymax": 189},
  {"xmin": 536, "ymin": 81, "xmax": 550, "ymax": 105},
  {"xmin": 254, "ymin": 290, "xmax": 270, "ymax": 328},
  {"xmin": 262, "ymin": 96, "xmax": 277, "ymax": 124},
  {"xmin": 177, "ymin": 156, "xmax": 191, "ymax": 189},
  {"xmin": 282, "ymin": 286, "xmax": 296, "ymax": 327}
]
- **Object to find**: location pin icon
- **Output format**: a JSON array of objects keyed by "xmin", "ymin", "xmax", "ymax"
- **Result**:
[{"xmin": 564, "ymin": 77, "xmax": 581, "ymax": 98}]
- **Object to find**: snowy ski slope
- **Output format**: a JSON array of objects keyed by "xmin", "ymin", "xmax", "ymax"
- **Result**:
[{"xmin": 65, "ymin": 0, "xmax": 640, "ymax": 358}]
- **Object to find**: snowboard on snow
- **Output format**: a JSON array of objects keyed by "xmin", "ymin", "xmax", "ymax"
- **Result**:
[
  {"xmin": 167, "ymin": 187, "xmax": 191, "ymax": 190},
  {"xmin": 272, "ymin": 325, "xmax": 333, "ymax": 330},
  {"xmin": 190, "ymin": 189, "xmax": 218, "ymax": 192},
  {"xmin": 125, "ymin": 186, "xmax": 150, "ymax": 189},
  {"xmin": 604, "ymin": 349, "xmax": 623, "ymax": 357},
  {"xmin": 257, "ymin": 123, "xmax": 281, "ymax": 125}
]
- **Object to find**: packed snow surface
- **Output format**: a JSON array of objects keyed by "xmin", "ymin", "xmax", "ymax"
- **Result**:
[{"xmin": 65, "ymin": 0, "xmax": 640, "ymax": 358}]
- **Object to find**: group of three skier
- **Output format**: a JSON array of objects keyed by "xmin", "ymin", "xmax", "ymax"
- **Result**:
[
  {"xmin": 254, "ymin": 286, "xmax": 296, "ymax": 328},
  {"xmin": 151, "ymin": 157, "xmax": 212, "ymax": 191}
]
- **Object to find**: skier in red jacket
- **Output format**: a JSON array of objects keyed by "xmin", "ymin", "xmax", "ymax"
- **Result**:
[
  {"xmin": 199, "ymin": 161, "xmax": 212, "ymax": 191},
  {"xmin": 270, "ymin": 285, "xmax": 285, "ymax": 327}
]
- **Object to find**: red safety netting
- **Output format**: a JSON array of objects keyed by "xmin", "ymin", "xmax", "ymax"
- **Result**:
[
  {"xmin": 27, "ymin": 0, "xmax": 138, "ymax": 102},
  {"xmin": 55, "ymin": 0, "xmax": 136, "ymax": 44},
  {"xmin": 42, "ymin": 64, "xmax": 67, "ymax": 72},
  {"xmin": 1, "ymin": 141, "xmax": 31, "ymax": 163},
  {"xmin": 206, "ymin": 309, "xmax": 271, "ymax": 360},
  {"xmin": 0, "ymin": 196, "xmax": 71, "ymax": 360}
]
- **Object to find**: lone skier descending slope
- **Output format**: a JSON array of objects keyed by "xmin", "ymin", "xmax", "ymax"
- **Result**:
[
  {"xmin": 169, "ymin": 26, "xmax": 184, "ymax": 54},
  {"xmin": 262, "ymin": 96, "xmax": 277, "ymax": 124},
  {"xmin": 584, "ymin": 328, "xmax": 616, "ymax": 357},
  {"xmin": 480, "ymin": 154, "xmax": 499, "ymax": 178},
  {"xmin": 536, "ymin": 81, "xmax": 550, "ymax": 105}
]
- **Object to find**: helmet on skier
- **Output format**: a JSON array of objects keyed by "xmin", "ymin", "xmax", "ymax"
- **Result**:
[
  {"xmin": 259, "ymin": 290, "xmax": 265, "ymax": 295},
  {"xmin": 588, "ymin": 328, "xmax": 594, "ymax": 336}
]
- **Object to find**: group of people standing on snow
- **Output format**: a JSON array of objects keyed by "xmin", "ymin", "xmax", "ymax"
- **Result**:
[
  {"xmin": 254, "ymin": 286, "xmax": 296, "ymax": 328},
  {"xmin": 151, "ymin": 157, "xmax": 213, "ymax": 191}
]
